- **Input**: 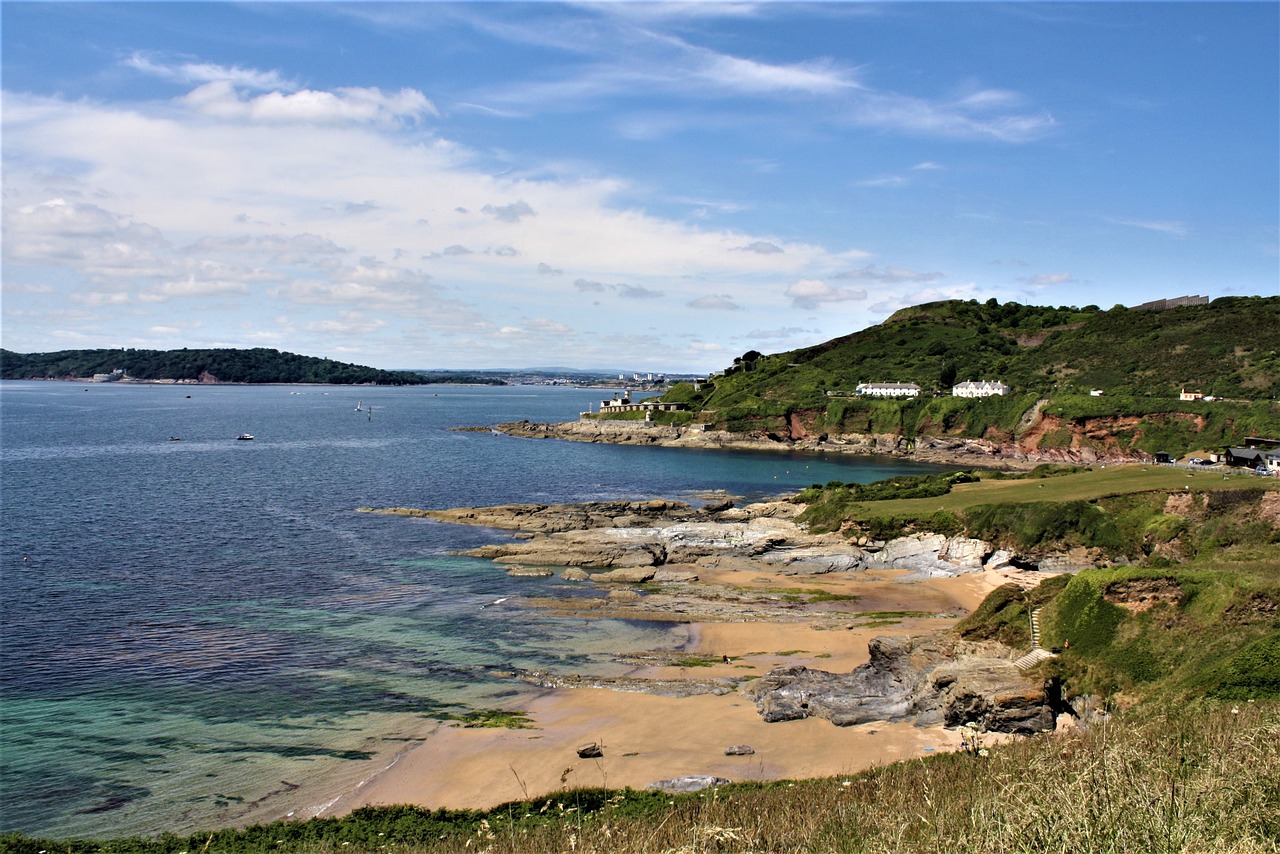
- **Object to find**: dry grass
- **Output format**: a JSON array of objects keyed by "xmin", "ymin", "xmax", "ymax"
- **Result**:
[{"xmin": 403, "ymin": 701, "xmax": 1279, "ymax": 854}]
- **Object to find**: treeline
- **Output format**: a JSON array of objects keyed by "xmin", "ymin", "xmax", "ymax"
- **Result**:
[{"xmin": 0, "ymin": 348, "xmax": 430, "ymax": 385}]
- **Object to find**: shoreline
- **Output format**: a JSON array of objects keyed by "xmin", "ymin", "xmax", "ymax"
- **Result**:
[{"xmin": 316, "ymin": 565, "xmax": 1012, "ymax": 820}]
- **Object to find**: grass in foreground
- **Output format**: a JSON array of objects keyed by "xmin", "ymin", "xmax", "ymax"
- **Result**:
[{"xmin": 7, "ymin": 702, "xmax": 1276, "ymax": 853}]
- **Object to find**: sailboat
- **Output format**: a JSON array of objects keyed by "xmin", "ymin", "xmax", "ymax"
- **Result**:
[{"xmin": 355, "ymin": 400, "xmax": 363, "ymax": 412}]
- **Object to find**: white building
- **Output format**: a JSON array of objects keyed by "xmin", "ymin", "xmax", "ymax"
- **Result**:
[
  {"xmin": 855, "ymin": 382, "xmax": 921, "ymax": 399},
  {"xmin": 952, "ymin": 380, "xmax": 1010, "ymax": 398}
]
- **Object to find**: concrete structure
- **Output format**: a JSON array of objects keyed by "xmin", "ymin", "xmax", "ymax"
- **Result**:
[
  {"xmin": 1132, "ymin": 295, "xmax": 1209, "ymax": 311},
  {"xmin": 855, "ymin": 382, "xmax": 921, "ymax": 399},
  {"xmin": 952, "ymin": 380, "xmax": 1010, "ymax": 398},
  {"xmin": 599, "ymin": 391, "xmax": 688, "ymax": 414}
]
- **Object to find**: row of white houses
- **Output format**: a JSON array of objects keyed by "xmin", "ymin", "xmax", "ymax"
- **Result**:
[{"xmin": 851, "ymin": 380, "xmax": 1011, "ymax": 399}]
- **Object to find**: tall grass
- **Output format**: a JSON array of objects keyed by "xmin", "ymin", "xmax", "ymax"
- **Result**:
[{"xmin": 9, "ymin": 703, "xmax": 1276, "ymax": 853}]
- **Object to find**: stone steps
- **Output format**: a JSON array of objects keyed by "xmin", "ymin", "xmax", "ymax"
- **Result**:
[{"xmin": 1013, "ymin": 648, "xmax": 1056, "ymax": 671}]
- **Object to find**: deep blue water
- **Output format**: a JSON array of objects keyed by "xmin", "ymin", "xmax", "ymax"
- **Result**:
[{"xmin": 0, "ymin": 381, "xmax": 945, "ymax": 838}]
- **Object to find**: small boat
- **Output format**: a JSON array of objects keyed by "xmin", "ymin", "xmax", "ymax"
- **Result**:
[
  {"xmin": 235, "ymin": 433, "xmax": 255, "ymax": 441},
  {"xmin": 168, "ymin": 436, "xmax": 181, "ymax": 441},
  {"xmin": 355, "ymin": 400, "xmax": 363, "ymax": 412}
]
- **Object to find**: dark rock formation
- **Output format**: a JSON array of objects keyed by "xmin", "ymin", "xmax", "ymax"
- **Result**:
[{"xmin": 745, "ymin": 635, "xmax": 1054, "ymax": 734}]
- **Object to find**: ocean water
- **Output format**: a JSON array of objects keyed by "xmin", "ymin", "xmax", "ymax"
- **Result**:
[{"xmin": 0, "ymin": 381, "xmax": 946, "ymax": 838}]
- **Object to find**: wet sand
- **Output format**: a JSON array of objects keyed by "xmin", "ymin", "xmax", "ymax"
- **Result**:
[{"xmin": 319, "ymin": 568, "xmax": 1008, "ymax": 818}]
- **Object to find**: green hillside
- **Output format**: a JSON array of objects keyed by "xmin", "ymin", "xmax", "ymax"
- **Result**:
[
  {"xmin": 0, "ymin": 348, "xmax": 429, "ymax": 385},
  {"xmin": 649, "ymin": 296, "xmax": 1280, "ymax": 453}
]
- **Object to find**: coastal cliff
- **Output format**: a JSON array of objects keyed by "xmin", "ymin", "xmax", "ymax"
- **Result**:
[{"xmin": 492, "ymin": 410, "xmax": 1160, "ymax": 470}]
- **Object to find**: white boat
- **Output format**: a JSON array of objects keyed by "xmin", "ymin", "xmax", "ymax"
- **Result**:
[
  {"xmin": 355, "ymin": 400, "xmax": 363, "ymax": 411},
  {"xmin": 236, "ymin": 433, "xmax": 254, "ymax": 441}
]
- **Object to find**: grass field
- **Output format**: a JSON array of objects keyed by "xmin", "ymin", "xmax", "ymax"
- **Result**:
[{"xmin": 837, "ymin": 464, "xmax": 1272, "ymax": 520}]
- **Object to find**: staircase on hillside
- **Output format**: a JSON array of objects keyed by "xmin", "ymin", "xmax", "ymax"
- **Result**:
[{"xmin": 1013, "ymin": 607, "xmax": 1057, "ymax": 671}]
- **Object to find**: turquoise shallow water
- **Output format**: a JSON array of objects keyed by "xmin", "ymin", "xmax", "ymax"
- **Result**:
[{"xmin": 0, "ymin": 382, "xmax": 947, "ymax": 838}]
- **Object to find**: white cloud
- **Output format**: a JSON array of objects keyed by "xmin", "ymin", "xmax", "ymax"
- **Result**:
[
  {"xmin": 849, "ymin": 90, "xmax": 1055, "ymax": 143},
  {"xmin": 834, "ymin": 265, "xmax": 943, "ymax": 284},
  {"xmin": 856, "ymin": 175, "xmax": 909, "ymax": 188},
  {"xmin": 481, "ymin": 201, "xmax": 537, "ymax": 223},
  {"xmin": 181, "ymin": 80, "xmax": 436, "ymax": 125},
  {"xmin": 1022, "ymin": 272, "xmax": 1074, "ymax": 286},
  {"xmin": 141, "ymin": 277, "xmax": 251, "ymax": 301},
  {"xmin": 736, "ymin": 241, "xmax": 784, "ymax": 254},
  {"xmin": 124, "ymin": 52, "xmax": 292, "ymax": 91},
  {"xmin": 1108, "ymin": 218, "xmax": 1191, "ymax": 238},
  {"xmin": 304, "ymin": 312, "xmax": 389, "ymax": 336},
  {"xmin": 1, "ymin": 84, "xmax": 880, "ymax": 368},
  {"xmin": 688, "ymin": 295, "xmax": 741, "ymax": 310},
  {"xmin": 618, "ymin": 284, "xmax": 664, "ymax": 299},
  {"xmin": 785, "ymin": 279, "xmax": 868, "ymax": 309},
  {"xmin": 700, "ymin": 53, "xmax": 859, "ymax": 95}
]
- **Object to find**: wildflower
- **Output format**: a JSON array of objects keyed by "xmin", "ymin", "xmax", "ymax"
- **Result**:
[
  {"xmin": 842, "ymin": 781, "xmax": 852, "ymax": 787},
  {"xmin": 1233, "ymin": 707, "xmax": 1240, "ymax": 715}
]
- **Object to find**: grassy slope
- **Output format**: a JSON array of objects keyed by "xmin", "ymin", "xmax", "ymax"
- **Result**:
[{"xmin": 659, "ymin": 297, "xmax": 1280, "ymax": 453}]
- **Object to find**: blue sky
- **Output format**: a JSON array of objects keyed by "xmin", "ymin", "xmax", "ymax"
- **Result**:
[{"xmin": 3, "ymin": 2, "xmax": 1277, "ymax": 372}]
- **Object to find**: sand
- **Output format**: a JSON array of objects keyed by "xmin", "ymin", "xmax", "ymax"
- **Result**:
[{"xmin": 318, "ymin": 567, "xmax": 1009, "ymax": 819}]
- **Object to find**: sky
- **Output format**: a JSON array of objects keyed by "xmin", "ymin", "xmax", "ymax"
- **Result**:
[{"xmin": 2, "ymin": 2, "xmax": 1277, "ymax": 373}]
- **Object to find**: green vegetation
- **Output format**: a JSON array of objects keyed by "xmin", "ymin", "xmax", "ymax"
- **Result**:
[
  {"xmin": 651, "ymin": 297, "xmax": 1280, "ymax": 456},
  {"xmin": 796, "ymin": 464, "xmax": 1276, "ymax": 549},
  {"xmin": 0, "ymin": 347, "xmax": 431, "ymax": 385},
  {"xmin": 440, "ymin": 709, "xmax": 535, "ymax": 729}
]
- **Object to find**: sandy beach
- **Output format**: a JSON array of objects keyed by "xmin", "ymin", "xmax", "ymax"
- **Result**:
[{"xmin": 320, "ymin": 566, "xmax": 1009, "ymax": 818}]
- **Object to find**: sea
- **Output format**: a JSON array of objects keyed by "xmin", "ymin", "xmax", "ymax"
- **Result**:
[{"xmin": 0, "ymin": 381, "xmax": 947, "ymax": 839}]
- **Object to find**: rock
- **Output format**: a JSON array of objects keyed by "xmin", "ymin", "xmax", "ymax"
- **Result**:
[
  {"xmin": 576, "ymin": 742, "xmax": 603, "ymax": 758},
  {"xmin": 506, "ymin": 565, "xmax": 554, "ymax": 577},
  {"xmin": 723, "ymin": 745, "xmax": 755, "ymax": 756},
  {"xmin": 1035, "ymin": 547, "xmax": 1103, "ymax": 573},
  {"xmin": 607, "ymin": 588, "xmax": 642, "ymax": 601},
  {"xmin": 984, "ymin": 549, "xmax": 1015, "ymax": 570},
  {"xmin": 745, "ymin": 635, "xmax": 1054, "ymax": 734},
  {"xmin": 646, "ymin": 775, "xmax": 731, "ymax": 793},
  {"xmin": 590, "ymin": 567, "xmax": 658, "ymax": 583},
  {"xmin": 652, "ymin": 569, "xmax": 698, "ymax": 582},
  {"xmin": 920, "ymin": 659, "xmax": 1055, "ymax": 734},
  {"xmin": 863, "ymin": 534, "xmax": 995, "ymax": 576},
  {"xmin": 561, "ymin": 568, "xmax": 590, "ymax": 581},
  {"xmin": 939, "ymin": 536, "xmax": 991, "ymax": 569}
]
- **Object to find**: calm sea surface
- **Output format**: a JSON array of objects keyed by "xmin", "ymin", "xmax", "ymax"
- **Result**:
[{"xmin": 0, "ymin": 381, "xmax": 945, "ymax": 838}]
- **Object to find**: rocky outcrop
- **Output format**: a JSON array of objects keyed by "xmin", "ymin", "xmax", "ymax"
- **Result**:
[
  {"xmin": 369, "ymin": 498, "xmax": 1086, "ymax": 577},
  {"xmin": 745, "ymin": 635, "xmax": 1055, "ymax": 735}
]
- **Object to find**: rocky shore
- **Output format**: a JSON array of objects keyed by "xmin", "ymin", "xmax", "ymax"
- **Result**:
[
  {"xmin": 487, "ymin": 413, "xmax": 1154, "ymax": 470},
  {"xmin": 364, "ymin": 497, "xmax": 1099, "ymax": 579},
  {"xmin": 362, "ymin": 496, "xmax": 1083, "ymax": 736}
]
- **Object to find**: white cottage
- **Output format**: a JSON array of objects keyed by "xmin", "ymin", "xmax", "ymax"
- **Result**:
[
  {"xmin": 855, "ymin": 382, "xmax": 921, "ymax": 399},
  {"xmin": 952, "ymin": 380, "xmax": 1010, "ymax": 398}
]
